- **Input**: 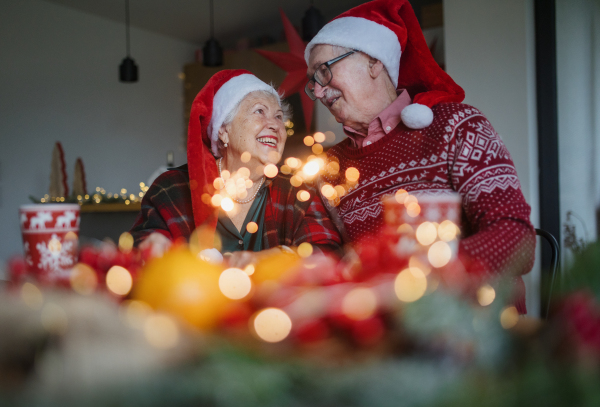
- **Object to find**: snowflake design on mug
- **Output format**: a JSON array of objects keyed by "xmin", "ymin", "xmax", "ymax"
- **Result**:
[{"xmin": 36, "ymin": 234, "xmax": 76, "ymax": 277}]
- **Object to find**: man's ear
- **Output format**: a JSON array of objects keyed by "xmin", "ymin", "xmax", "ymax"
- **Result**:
[{"xmin": 368, "ymin": 58, "xmax": 385, "ymax": 79}]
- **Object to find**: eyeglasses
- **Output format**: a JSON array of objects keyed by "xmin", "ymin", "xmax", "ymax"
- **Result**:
[{"xmin": 304, "ymin": 50, "xmax": 357, "ymax": 101}]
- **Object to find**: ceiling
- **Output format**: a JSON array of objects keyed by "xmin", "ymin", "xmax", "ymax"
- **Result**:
[{"xmin": 41, "ymin": 0, "xmax": 369, "ymax": 46}]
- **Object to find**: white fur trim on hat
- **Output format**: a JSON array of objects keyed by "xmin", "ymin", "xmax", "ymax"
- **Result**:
[
  {"xmin": 400, "ymin": 103, "xmax": 434, "ymax": 129},
  {"xmin": 305, "ymin": 17, "xmax": 401, "ymax": 88},
  {"xmin": 209, "ymin": 74, "xmax": 277, "ymax": 156}
]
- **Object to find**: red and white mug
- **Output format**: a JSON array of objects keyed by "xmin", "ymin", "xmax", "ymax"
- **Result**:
[{"xmin": 19, "ymin": 203, "xmax": 80, "ymax": 284}]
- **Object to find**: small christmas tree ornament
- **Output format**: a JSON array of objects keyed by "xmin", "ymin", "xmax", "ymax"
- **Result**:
[
  {"xmin": 73, "ymin": 157, "xmax": 88, "ymax": 197},
  {"xmin": 49, "ymin": 142, "xmax": 69, "ymax": 199}
]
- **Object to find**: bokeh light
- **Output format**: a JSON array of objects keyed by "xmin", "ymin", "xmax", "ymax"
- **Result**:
[
  {"xmin": 211, "ymin": 194, "xmax": 223, "ymax": 207},
  {"xmin": 427, "ymin": 241, "xmax": 452, "ymax": 268},
  {"xmin": 395, "ymin": 189, "xmax": 408, "ymax": 203},
  {"xmin": 438, "ymin": 220, "xmax": 458, "ymax": 241},
  {"xmin": 290, "ymin": 175, "xmax": 303, "ymax": 187},
  {"xmin": 313, "ymin": 132, "xmax": 326, "ymax": 143},
  {"xmin": 303, "ymin": 161, "xmax": 320, "ymax": 176},
  {"xmin": 500, "ymin": 306, "xmax": 519, "ymax": 329},
  {"xmin": 21, "ymin": 282, "xmax": 43, "ymax": 310},
  {"xmin": 144, "ymin": 314, "xmax": 179, "ymax": 348},
  {"xmin": 321, "ymin": 184, "xmax": 336, "ymax": 199},
  {"xmin": 286, "ymin": 157, "xmax": 300, "ymax": 168},
  {"xmin": 221, "ymin": 170, "xmax": 231, "ymax": 180},
  {"xmin": 241, "ymin": 152, "xmax": 251, "ymax": 163},
  {"xmin": 280, "ymin": 164, "xmax": 292, "ymax": 174},
  {"xmin": 394, "ymin": 267, "xmax": 427, "ymax": 302},
  {"xmin": 70, "ymin": 263, "xmax": 98, "ymax": 295},
  {"xmin": 238, "ymin": 167, "xmax": 250, "ymax": 178},
  {"xmin": 220, "ymin": 197, "xmax": 234, "ymax": 212},
  {"xmin": 48, "ymin": 237, "xmax": 61, "ymax": 253},
  {"xmin": 406, "ymin": 203, "xmax": 421, "ymax": 217},
  {"xmin": 303, "ymin": 136, "xmax": 315, "ymax": 146},
  {"xmin": 297, "ymin": 190, "xmax": 311, "ymax": 202},
  {"xmin": 325, "ymin": 131, "xmax": 336, "ymax": 143},
  {"xmin": 416, "ymin": 222, "xmax": 437, "ymax": 246},
  {"xmin": 219, "ymin": 268, "xmax": 252, "ymax": 300},
  {"xmin": 345, "ymin": 167, "xmax": 360, "ymax": 182},
  {"xmin": 243, "ymin": 264, "xmax": 255, "ymax": 275},
  {"xmin": 342, "ymin": 288, "xmax": 378, "ymax": 320},
  {"xmin": 298, "ymin": 242, "xmax": 313, "ymax": 258},
  {"xmin": 253, "ymin": 308, "xmax": 292, "ymax": 343},
  {"xmin": 312, "ymin": 144, "xmax": 324, "ymax": 154},
  {"xmin": 264, "ymin": 164, "xmax": 279, "ymax": 178},
  {"xmin": 327, "ymin": 161, "xmax": 340, "ymax": 175},
  {"xmin": 477, "ymin": 284, "xmax": 496, "ymax": 306},
  {"xmin": 334, "ymin": 185, "xmax": 346, "ymax": 197},
  {"xmin": 404, "ymin": 195, "xmax": 418, "ymax": 206},
  {"xmin": 118, "ymin": 232, "xmax": 134, "ymax": 253},
  {"xmin": 64, "ymin": 231, "xmax": 78, "ymax": 241},
  {"xmin": 106, "ymin": 265, "xmax": 133, "ymax": 296},
  {"xmin": 246, "ymin": 222, "xmax": 258, "ymax": 234},
  {"xmin": 397, "ymin": 223, "xmax": 414, "ymax": 234}
]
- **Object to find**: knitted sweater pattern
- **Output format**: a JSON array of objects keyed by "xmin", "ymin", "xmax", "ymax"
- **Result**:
[{"xmin": 323, "ymin": 102, "xmax": 535, "ymax": 278}]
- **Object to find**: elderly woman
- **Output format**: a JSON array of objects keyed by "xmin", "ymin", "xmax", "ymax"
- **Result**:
[{"xmin": 130, "ymin": 70, "xmax": 341, "ymax": 265}]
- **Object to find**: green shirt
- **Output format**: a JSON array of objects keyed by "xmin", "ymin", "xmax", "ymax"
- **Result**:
[{"xmin": 216, "ymin": 185, "xmax": 267, "ymax": 254}]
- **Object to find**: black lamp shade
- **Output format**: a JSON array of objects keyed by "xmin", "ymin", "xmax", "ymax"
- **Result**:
[
  {"xmin": 302, "ymin": 6, "xmax": 324, "ymax": 41},
  {"xmin": 120, "ymin": 57, "xmax": 138, "ymax": 82},
  {"xmin": 203, "ymin": 38, "xmax": 223, "ymax": 67}
]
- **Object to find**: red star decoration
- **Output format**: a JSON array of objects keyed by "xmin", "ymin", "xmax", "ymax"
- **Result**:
[{"xmin": 255, "ymin": 9, "xmax": 314, "ymax": 131}]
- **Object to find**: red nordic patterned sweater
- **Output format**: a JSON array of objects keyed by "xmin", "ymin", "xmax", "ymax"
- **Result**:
[{"xmin": 322, "ymin": 102, "xmax": 535, "ymax": 312}]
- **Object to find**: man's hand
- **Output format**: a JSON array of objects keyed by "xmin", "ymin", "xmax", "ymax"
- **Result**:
[{"xmin": 139, "ymin": 232, "xmax": 172, "ymax": 258}]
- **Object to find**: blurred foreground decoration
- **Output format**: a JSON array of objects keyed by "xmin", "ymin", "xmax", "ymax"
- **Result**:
[{"xmin": 3, "ymin": 223, "xmax": 600, "ymax": 405}]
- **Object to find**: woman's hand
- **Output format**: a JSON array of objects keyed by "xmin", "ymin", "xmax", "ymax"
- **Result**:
[
  {"xmin": 226, "ymin": 247, "xmax": 283, "ymax": 269},
  {"xmin": 226, "ymin": 251, "xmax": 257, "ymax": 269},
  {"xmin": 139, "ymin": 232, "xmax": 172, "ymax": 258}
]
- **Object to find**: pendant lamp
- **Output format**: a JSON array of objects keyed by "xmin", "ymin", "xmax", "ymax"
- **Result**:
[
  {"xmin": 302, "ymin": 1, "xmax": 324, "ymax": 41},
  {"xmin": 119, "ymin": 0, "xmax": 138, "ymax": 82},
  {"xmin": 203, "ymin": 0, "xmax": 223, "ymax": 67}
]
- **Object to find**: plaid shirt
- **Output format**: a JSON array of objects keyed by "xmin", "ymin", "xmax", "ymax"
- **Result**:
[{"xmin": 130, "ymin": 165, "xmax": 342, "ymax": 252}]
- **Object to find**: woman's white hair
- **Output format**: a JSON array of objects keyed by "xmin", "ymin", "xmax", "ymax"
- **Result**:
[{"xmin": 222, "ymin": 89, "xmax": 292, "ymax": 127}]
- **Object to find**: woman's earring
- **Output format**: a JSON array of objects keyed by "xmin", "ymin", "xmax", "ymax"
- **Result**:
[{"xmin": 224, "ymin": 143, "xmax": 228, "ymax": 148}]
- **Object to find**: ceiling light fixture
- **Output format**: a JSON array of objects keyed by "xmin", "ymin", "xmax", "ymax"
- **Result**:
[
  {"xmin": 203, "ymin": 0, "xmax": 223, "ymax": 67},
  {"xmin": 302, "ymin": 1, "xmax": 324, "ymax": 41},
  {"xmin": 119, "ymin": 0, "xmax": 138, "ymax": 82}
]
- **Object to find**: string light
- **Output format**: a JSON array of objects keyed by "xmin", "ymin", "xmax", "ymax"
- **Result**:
[
  {"xmin": 253, "ymin": 308, "xmax": 292, "ymax": 343},
  {"xmin": 313, "ymin": 132, "xmax": 326, "ymax": 143}
]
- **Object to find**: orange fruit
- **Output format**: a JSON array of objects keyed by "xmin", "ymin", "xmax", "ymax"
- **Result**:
[{"xmin": 133, "ymin": 247, "xmax": 229, "ymax": 331}]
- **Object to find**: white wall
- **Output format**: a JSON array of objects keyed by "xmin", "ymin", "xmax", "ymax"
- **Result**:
[
  {"xmin": 0, "ymin": 0, "xmax": 197, "ymax": 265},
  {"xmin": 556, "ymin": 0, "xmax": 600, "ymax": 265},
  {"xmin": 444, "ymin": 0, "xmax": 541, "ymax": 315}
]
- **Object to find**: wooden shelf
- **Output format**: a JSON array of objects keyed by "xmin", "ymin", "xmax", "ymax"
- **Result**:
[{"xmin": 80, "ymin": 203, "xmax": 141, "ymax": 213}]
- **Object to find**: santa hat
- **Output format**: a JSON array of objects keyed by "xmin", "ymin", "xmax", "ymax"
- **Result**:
[
  {"xmin": 304, "ymin": 0, "xmax": 465, "ymax": 129},
  {"xmin": 187, "ymin": 69, "xmax": 279, "ymax": 230}
]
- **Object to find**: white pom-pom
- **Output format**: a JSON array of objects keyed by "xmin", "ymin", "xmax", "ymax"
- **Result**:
[
  {"xmin": 401, "ymin": 103, "xmax": 434, "ymax": 129},
  {"xmin": 198, "ymin": 248, "xmax": 223, "ymax": 265}
]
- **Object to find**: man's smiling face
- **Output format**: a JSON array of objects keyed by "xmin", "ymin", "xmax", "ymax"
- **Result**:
[{"xmin": 307, "ymin": 45, "xmax": 382, "ymax": 130}]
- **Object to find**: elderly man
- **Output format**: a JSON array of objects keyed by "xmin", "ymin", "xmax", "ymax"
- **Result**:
[{"xmin": 305, "ymin": 0, "xmax": 535, "ymax": 312}]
